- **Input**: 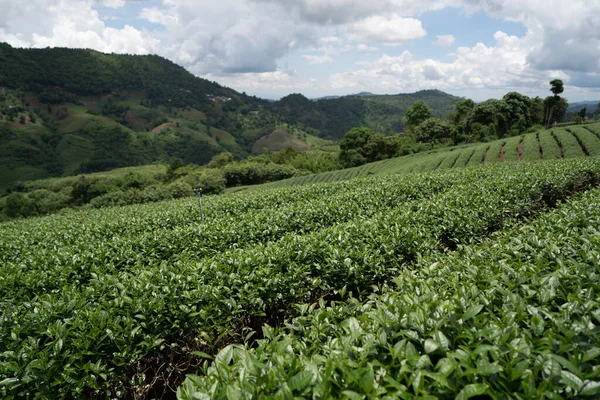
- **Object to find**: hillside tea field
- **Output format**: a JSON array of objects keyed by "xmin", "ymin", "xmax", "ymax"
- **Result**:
[
  {"xmin": 259, "ymin": 123, "xmax": 600, "ymax": 190},
  {"xmin": 2, "ymin": 158, "xmax": 600, "ymax": 398}
]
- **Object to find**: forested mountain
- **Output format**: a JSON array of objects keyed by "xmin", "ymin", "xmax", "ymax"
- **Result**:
[
  {"xmin": 273, "ymin": 90, "xmax": 460, "ymax": 139},
  {"xmin": 0, "ymin": 43, "xmax": 459, "ymax": 189}
]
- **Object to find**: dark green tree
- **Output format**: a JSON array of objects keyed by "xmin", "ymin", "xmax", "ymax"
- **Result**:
[
  {"xmin": 3, "ymin": 192, "xmax": 34, "ymax": 218},
  {"xmin": 207, "ymin": 152, "xmax": 234, "ymax": 168},
  {"xmin": 453, "ymin": 99, "xmax": 475, "ymax": 124},
  {"xmin": 502, "ymin": 92, "xmax": 532, "ymax": 132},
  {"xmin": 339, "ymin": 127, "xmax": 400, "ymax": 168},
  {"xmin": 405, "ymin": 100, "xmax": 432, "ymax": 128},
  {"xmin": 550, "ymin": 79, "xmax": 564, "ymax": 96},
  {"xmin": 414, "ymin": 118, "xmax": 452, "ymax": 143},
  {"xmin": 166, "ymin": 158, "xmax": 184, "ymax": 181},
  {"xmin": 529, "ymin": 96, "xmax": 545, "ymax": 125},
  {"xmin": 543, "ymin": 96, "xmax": 568, "ymax": 127},
  {"xmin": 466, "ymin": 99, "xmax": 511, "ymax": 138},
  {"xmin": 544, "ymin": 79, "xmax": 566, "ymax": 128}
]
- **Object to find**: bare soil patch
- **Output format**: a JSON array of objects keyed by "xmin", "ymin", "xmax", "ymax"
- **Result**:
[{"xmin": 151, "ymin": 123, "xmax": 176, "ymax": 133}]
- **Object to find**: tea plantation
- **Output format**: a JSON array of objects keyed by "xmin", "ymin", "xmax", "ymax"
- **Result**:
[
  {"xmin": 259, "ymin": 122, "xmax": 600, "ymax": 190},
  {"xmin": 2, "ymin": 157, "xmax": 600, "ymax": 398}
]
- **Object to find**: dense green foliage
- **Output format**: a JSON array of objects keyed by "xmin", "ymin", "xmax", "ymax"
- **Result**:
[
  {"xmin": 339, "ymin": 127, "xmax": 401, "ymax": 167},
  {"xmin": 0, "ymin": 43, "xmax": 243, "ymax": 109},
  {"xmin": 181, "ymin": 178, "xmax": 600, "ymax": 399},
  {"xmin": 0, "ymin": 149, "xmax": 339, "ymax": 219},
  {"xmin": 405, "ymin": 100, "xmax": 432, "ymax": 127},
  {"xmin": 2, "ymin": 158, "xmax": 600, "ymax": 398}
]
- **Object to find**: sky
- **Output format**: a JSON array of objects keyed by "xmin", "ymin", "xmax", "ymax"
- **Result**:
[{"xmin": 1, "ymin": 0, "xmax": 599, "ymax": 102}]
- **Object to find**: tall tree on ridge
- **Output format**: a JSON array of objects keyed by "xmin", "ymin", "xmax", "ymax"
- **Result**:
[{"xmin": 544, "ymin": 79, "xmax": 565, "ymax": 128}]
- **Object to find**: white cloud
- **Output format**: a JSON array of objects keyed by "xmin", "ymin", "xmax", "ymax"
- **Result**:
[
  {"xmin": 302, "ymin": 54, "xmax": 333, "ymax": 64},
  {"xmin": 433, "ymin": 34, "xmax": 455, "ymax": 47},
  {"xmin": 330, "ymin": 30, "xmax": 564, "ymax": 98},
  {"xmin": 0, "ymin": 0, "xmax": 158, "ymax": 54},
  {"xmin": 256, "ymin": 0, "xmax": 453, "ymax": 25},
  {"xmin": 138, "ymin": 7, "xmax": 178, "ymax": 26},
  {"xmin": 101, "ymin": 0, "xmax": 124, "ymax": 8},
  {"xmin": 319, "ymin": 36, "xmax": 343, "ymax": 43},
  {"xmin": 464, "ymin": 0, "xmax": 600, "ymax": 74},
  {"xmin": 344, "ymin": 15, "xmax": 426, "ymax": 46},
  {"xmin": 139, "ymin": 0, "xmax": 324, "ymax": 75},
  {"xmin": 203, "ymin": 69, "xmax": 319, "ymax": 97},
  {"xmin": 357, "ymin": 44, "xmax": 379, "ymax": 52}
]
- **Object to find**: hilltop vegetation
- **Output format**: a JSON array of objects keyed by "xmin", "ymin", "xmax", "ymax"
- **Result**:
[{"xmin": 274, "ymin": 89, "xmax": 460, "ymax": 139}]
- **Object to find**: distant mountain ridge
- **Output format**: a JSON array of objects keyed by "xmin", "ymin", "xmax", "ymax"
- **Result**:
[
  {"xmin": 276, "ymin": 89, "xmax": 461, "ymax": 138},
  {"xmin": 568, "ymin": 100, "xmax": 600, "ymax": 113}
]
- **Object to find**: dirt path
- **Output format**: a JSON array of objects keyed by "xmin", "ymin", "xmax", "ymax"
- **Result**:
[
  {"xmin": 551, "ymin": 133, "xmax": 563, "ymax": 159},
  {"xmin": 517, "ymin": 140, "xmax": 524, "ymax": 161},
  {"xmin": 498, "ymin": 144, "xmax": 505, "ymax": 163},
  {"xmin": 536, "ymin": 134, "xmax": 543, "ymax": 159},
  {"xmin": 482, "ymin": 147, "xmax": 490, "ymax": 164}
]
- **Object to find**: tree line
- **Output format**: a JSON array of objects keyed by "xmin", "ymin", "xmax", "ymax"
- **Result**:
[{"xmin": 339, "ymin": 80, "xmax": 570, "ymax": 167}]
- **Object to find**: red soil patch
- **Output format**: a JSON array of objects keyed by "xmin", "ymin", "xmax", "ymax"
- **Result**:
[
  {"xmin": 151, "ymin": 123, "xmax": 176, "ymax": 133},
  {"xmin": 482, "ymin": 147, "xmax": 490, "ymax": 164},
  {"xmin": 25, "ymin": 96, "xmax": 44, "ymax": 109},
  {"xmin": 498, "ymin": 144, "xmax": 505, "ymax": 163},
  {"xmin": 517, "ymin": 140, "xmax": 524, "ymax": 161}
]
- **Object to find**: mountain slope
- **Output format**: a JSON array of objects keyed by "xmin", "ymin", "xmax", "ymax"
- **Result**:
[
  {"xmin": 273, "ymin": 89, "xmax": 461, "ymax": 139},
  {"xmin": 0, "ymin": 43, "xmax": 461, "ymax": 189}
]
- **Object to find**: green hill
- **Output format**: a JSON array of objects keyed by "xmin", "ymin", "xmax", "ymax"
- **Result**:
[
  {"xmin": 273, "ymin": 89, "xmax": 460, "ymax": 139},
  {"xmin": 0, "ymin": 44, "xmax": 461, "ymax": 190}
]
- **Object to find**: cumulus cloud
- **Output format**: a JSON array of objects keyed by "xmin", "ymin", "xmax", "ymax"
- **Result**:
[
  {"xmin": 101, "ymin": 0, "xmax": 125, "ymax": 8},
  {"xmin": 357, "ymin": 44, "xmax": 379, "ymax": 52},
  {"xmin": 344, "ymin": 15, "xmax": 426, "ymax": 46},
  {"xmin": 329, "ymin": 30, "xmax": 559, "ymax": 96},
  {"xmin": 302, "ymin": 54, "xmax": 333, "ymax": 64},
  {"xmin": 433, "ymin": 34, "xmax": 455, "ymax": 47},
  {"xmin": 465, "ymin": 0, "xmax": 600, "ymax": 75},
  {"xmin": 0, "ymin": 0, "xmax": 158, "ymax": 54},
  {"xmin": 139, "ymin": 0, "xmax": 324, "ymax": 75},
  {"xmin": 203, "ymin": 69, "xmax": 320, "ymax": 98},
  {"xmin": 256, "ymin": 0, "xmax": 452, "ymax": 25}
]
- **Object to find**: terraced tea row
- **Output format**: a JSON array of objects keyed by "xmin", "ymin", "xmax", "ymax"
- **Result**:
[
  {"xmin": 180, "ymin": 182, "xmax": 600, "ymax": 399},
  {"xmin": 0, "ymin": 173, "xmax": 460, "ymax": 300},
  {"xmin": 1, "ymin": 158, "xmax": 600, "ymax": 398}
]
